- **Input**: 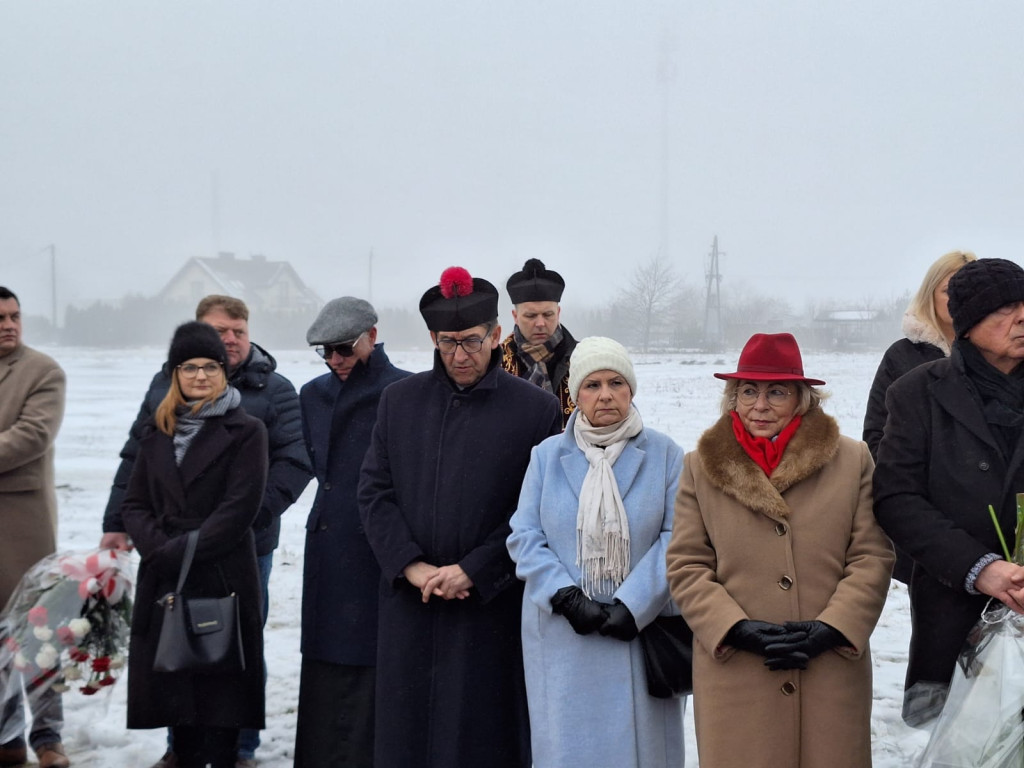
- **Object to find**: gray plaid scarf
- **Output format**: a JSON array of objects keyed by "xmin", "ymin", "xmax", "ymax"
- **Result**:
[
  {"xmin": 173, "ymin": 386, "xmax": 241, "ymax": 465},
  {"xmin": 514, "ymin": 324, "xmax": 564, "ymax": 394}
]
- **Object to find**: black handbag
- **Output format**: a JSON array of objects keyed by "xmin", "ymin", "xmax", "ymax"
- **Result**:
[
  {"xmin": 153, "ymin": 530, "xmax": 245, "ymax": 674},
  {"xmin": 639, "ymin": 614, "xmax": 693, "ymax": 698}
]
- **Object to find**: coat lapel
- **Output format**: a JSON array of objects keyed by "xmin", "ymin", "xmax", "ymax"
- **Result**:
[
  {"xmin": 178, "ymin": 418, "xmax": 235, "ymax": 489},
  {"xmin": 931, "ymin": 368, "xmax": 1000, "ymax": 451},
  {"xmin": 558, "ymin": 427, "xmax": 646, "ymax": 500}
]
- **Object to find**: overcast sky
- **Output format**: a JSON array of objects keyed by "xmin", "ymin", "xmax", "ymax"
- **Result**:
[{"xmin": 3, "ymin": 1, "xmax": 1023, "ymax": 324}]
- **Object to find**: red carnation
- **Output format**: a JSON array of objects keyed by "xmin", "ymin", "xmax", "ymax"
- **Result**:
[
  {"xmin": 3, "ymin": 637, "xmax": 19, "ymax": 653},
  {"xmin": 91, "ymin": 656, "xmax": 111, "ymax": 673},
  {"xmin": 439, "ymin": 267, "xmax": 473, "ymax": 299},
  {"xmin": 70, "ymin": 648, "xmax": 90, "ymax": 663},
  {"xmin": 98, "ymin": 675, "xmax": 117, "ymax": 687},
  {"xmin": 27, "ymin": 606, "xmax": 48, "ymax": 627},
  {"xmin": 80, "ymin": 685, "xmax": 99, "ymax": 696},
  {"xmin": 56, "ymin": 627, "xmax": 76, "ymax": 646}
]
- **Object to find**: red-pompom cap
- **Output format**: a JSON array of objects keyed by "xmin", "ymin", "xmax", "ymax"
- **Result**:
[{"xmin": 439, "ymin": 267, "xmax": 473, "ymax": 299}]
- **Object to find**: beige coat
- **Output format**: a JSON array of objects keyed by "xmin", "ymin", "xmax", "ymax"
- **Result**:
[
  {"xmin": 667, "ymin": 408, "xmax": 893, "ymax": 768},
  {"xmin": 0, "ymin": 344, "xmax": 65, "ymax": 608}
]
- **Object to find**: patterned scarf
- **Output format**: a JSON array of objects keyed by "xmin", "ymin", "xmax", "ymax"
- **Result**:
[
  {"xmin": 514, "ymin": 324, "xmax": 564, "ymax": 393},
  {"xmin": 573, "ymin": 405, "xmax": 644, "ymax": 597},
  {"xmin": 173, "ymin": 386, "xmax": 241, "ymax": 465}
]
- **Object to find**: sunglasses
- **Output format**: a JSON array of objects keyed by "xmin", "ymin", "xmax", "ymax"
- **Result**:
[{"xmin": 315, "ymin": 333, "xmax": 366, "ymax": 359}]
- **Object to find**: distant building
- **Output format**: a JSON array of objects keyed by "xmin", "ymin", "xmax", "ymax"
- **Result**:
[
  {"xmin": 158, "ymin": 252, "xmax": 320, "ymax": 314},
  {"xmin": 813, "ymin": 308, "xmax": 886, "ymax": 349}
]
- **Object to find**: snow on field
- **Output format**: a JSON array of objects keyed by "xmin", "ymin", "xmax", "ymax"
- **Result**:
[{"xmin": 41, "ymin": 344, "xmax": 931, "ymax": 767}]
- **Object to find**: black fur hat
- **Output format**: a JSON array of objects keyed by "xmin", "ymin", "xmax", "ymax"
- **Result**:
[
  {"xmin": 948, "ymin": 258, "xmax": 1024, "ymax": 337},
  {"xmin": 167, "ymin": 321, "xmax": 227, "ymax": 370}
]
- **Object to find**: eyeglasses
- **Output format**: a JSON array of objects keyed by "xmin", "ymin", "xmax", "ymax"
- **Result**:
[
  {"xmin": 178, "ymin": 362, "xmax": 223, "ymax": 378},
  {"xmin": 315, "ymin": 333, "xmax": 366, "ymax": 359},
  {"xmin": 436, "ymin": 336, "xmax": 486, "ymax": 355},
  {"xmin": 736, "ymin": 385, "xmax": 793, "ymax": 407}
]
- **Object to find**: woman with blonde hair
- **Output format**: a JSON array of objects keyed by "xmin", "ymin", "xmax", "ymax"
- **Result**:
[
  {"xmin": 122, "ymin": 321, "xmax": 268, "ymax": 768},
  {"xmin": 863, "ymin": 249, "xmax": 975, "ymax": 582}
]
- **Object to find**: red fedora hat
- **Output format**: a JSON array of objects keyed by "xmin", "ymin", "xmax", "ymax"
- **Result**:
[{"xmin": 714, "ymin": 333, "xmax": 825, "ymax": 385}]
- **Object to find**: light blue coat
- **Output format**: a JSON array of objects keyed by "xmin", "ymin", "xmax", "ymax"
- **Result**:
[{"xmin": 507, "ymin": 412, "xmax": 686, "ymax": 768}]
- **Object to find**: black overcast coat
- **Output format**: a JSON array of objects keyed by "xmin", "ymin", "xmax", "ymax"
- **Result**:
[
  {"xmin": 299, "ymin": 344, "xmax": 410, "ymax": 666},
  {"xmin": 358, "ymin": 350, "xmax": 561, "ymax": 768},
  {"xmin": 873, "ymin": 351, "xmax": 1024, "ymax": 721},
  {"xmin": 122, "ymin": 406, "xmax": 268, "ymax": 730},
  {"xmin": 104, "ymin": 343, "xmax": 311, "ymax": 555}
]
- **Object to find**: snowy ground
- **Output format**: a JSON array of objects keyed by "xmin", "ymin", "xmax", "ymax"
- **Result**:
[{"xmin": 38, "ymin": 343, "xmax": 933, "ymax": 767}]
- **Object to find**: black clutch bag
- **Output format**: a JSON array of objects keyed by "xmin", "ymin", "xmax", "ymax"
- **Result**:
[
  {"xmin": 639, "ymin": 614, "xmax": 693, "ymax": 698},
  {"xmin": 153, "ymin": 530, "xmax": 245, "ymax": 674}
]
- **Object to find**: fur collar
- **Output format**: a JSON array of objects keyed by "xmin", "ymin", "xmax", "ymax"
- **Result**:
[
  {"xmin": 696, "ymin": 407, "xmax": 840, "ymax": 519},
  {"xmin": 901, "ymin": 309, "xmax": 950, "ymax": 356}
]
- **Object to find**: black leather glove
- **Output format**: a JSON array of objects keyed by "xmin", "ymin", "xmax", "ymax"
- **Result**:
[
  {"xmin": 771, "ymin": 620, "xmax": 849, "ymax": 660},
  {"xmin": 724, "ymin": 619, "xmax": 803, "ymax": 657},
  {"xmin": 598, "ymin": 601, "xmax": 638, "ymax": 641},
  {"xmin": 551, "ymin": 586, "xmax": 608, "ymax": 635}
]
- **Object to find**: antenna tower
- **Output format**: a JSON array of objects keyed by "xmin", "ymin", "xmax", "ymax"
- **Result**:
[{"xmin": 703, "ymin": 236, "xmax": 724, "ymax": 351}]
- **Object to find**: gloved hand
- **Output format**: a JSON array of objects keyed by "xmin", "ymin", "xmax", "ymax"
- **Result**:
[
  {"xmin": 551, "ymin": 586, "xmax": 608, "ymax": 635},
  {"xmin": 598, "ymin": 601, "xmax": 638, "ymax": 641},
  {"xmin": 724, "ymin": 619, "xmax": 804, "ymax": 657},
  {"xmin": 772, "ymin": 620, "xmax": 849, "ymax": 660}
]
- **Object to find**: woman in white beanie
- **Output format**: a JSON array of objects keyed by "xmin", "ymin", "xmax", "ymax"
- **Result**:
[{"xmin": 507, "ymin": 337, "xmax": 687, "ymax": 768}]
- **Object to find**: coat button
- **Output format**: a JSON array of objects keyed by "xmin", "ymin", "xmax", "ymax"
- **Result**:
[
  {"xmin": 979, "ymin": 461, "xmax": 990, "ymax": 471},
  {"xmin": 319, "ymin": 523, "xmax": 328, "ymax": 531},
  {"xmin": 778, "ymin": 576, "xmax": 793, "ymax": 590},
  {"xmin": 323, "ymin": 482, "xmax": 332, "ymax": 491},
  {"xmin": 452, "ymin": 400, "xmax": 461, "ymax": 408},
  {"xmin": 781, "ymin": 681, "xmax": 797, "ymax": 695},
  {"xmin": 775, "ymin": 522, "xmax": 787, "ymax": 536}
]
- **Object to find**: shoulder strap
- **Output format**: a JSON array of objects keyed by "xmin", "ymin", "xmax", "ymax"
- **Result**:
[{"xmin": 175, "ymin": 530, "xmax": 200, "ymax": 594}]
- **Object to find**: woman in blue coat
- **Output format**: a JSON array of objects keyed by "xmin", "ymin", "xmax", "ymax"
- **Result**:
[{"xmin": 507, "ymin": 337, "xmax": 686, "ymax": 768}]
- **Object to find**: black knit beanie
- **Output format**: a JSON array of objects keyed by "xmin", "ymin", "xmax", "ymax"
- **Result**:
[
  {"xmin": 167, "ymin": 321, "xmax": 227, "ymax": 369},
  {"xmin": 948, "ymin": 258, "xmax": 1024, "ymax": 338}
]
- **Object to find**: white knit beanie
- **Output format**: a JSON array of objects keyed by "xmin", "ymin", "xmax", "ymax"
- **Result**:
[{"xmin": 568, "ymin": 336, "xmax": 637, "ymax": 402}]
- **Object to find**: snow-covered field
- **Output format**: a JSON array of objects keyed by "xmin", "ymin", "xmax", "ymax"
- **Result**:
[{"xmin": 42, "ymin": 344, "xmax": 931, "ymax": 767}]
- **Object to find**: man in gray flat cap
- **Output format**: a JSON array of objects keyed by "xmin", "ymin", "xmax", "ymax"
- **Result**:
[{"xmin": 294, "ymin": 297, "xmax": 410, "ymax": 768}]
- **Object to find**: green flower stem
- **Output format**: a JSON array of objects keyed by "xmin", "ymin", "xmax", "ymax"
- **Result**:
[{"xmin": 989, "ymin": 504, "xmax": 1013, "ymax": 562}]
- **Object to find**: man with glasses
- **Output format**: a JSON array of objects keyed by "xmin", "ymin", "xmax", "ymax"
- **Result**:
[
  {"xmin": 100, "ymin": 295, "xmax": 311, "ymax": 768},
  {"xmin": 500, "ymin": 258, "xmax": 577, "ymax": 429},
  {"xmin": 0, "ymin": 287, "xmax": 69, "ymax": 768},
  {"xmin": 294, "ymin": 297, "xmax": 409, "ymax": 768},
  {"xmin": 359, "ymin": 266, "xmax": 561, "ymax": 768}
]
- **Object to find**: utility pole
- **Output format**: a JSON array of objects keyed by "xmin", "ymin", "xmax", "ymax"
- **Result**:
[
  {"xmin": 368, "ymin": 248, "xmax": 374, "ymax": 304},
  {"xmin": 48, "ymin": 244, "xmax": 57, "ymax": 332},
  {"xmin": 703, "ymin": 236, "xmax": 724, "ymax": 351}
]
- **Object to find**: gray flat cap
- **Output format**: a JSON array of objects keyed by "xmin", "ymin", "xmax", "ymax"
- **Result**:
[{"xmin": 306, "ymin": 297, "xmax": 378, "ymax": 345}]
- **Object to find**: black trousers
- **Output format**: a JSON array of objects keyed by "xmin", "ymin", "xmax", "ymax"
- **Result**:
[
  {"xmin": 171, "ymin": 725, "xmax": 238, "ymax": 768},
  {"xmin": 294, "ymin": 657, "xmax": 375, "ymax": 768}
]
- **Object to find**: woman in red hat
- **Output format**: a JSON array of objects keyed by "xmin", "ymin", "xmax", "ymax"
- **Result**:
[{"xmin": 666, "ymin": 333, "xmax": 893, "ymax": 768}]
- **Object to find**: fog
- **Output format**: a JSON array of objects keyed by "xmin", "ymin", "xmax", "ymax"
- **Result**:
[{"xmin": 3, "ymin": 1, "xmax": 1024, "ymax": 324}]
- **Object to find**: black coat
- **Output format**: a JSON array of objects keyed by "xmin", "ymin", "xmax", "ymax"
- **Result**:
[
  {"xmin": 500, "ymin": 325, "xmax": 577, "ymax": 430},
  {"xmin": 105, "ymin": 343, "xmax": 312, "ymax": 555},
  {"xmin": 299, "ymin": 345, "xmax": 410, "ymax": 666},
  {"xmin": 122, "ymin": 406, "xmax": 268, "ymax": 730},
  {"xmin": 863, "ymin": 337, "xmax": 945, "ymax": 583},
  {"xmin": 873, "ymin": 354, "xmax": 1024, "ymax": 720},
  {"xmin": 358, "ymin": 351, "xmax": 561, "ymax": 768}
]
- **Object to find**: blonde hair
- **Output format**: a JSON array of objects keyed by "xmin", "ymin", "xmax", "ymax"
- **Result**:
[
  {"xmin": 154, "ymin": 369, "xmax": 227, "ymax": 436},
  {"xmin": 719, "ymin": 379, "xmax": 829, "ymax": 418},
  {"xmin": 907, "ymin": 250, "xmax": 977, "ymax": 336}
]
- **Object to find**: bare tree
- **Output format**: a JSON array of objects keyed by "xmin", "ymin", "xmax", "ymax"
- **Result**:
[{"xmin": 617, "ymin": 254, "xmax": 683, "ymax": 353}]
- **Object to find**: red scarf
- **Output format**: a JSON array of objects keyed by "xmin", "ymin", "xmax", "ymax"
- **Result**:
[{"xmin": 730, "ymin": 411, "xmax": 802, "ymax": 476}]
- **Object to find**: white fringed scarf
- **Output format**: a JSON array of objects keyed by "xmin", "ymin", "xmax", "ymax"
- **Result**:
[{"xmin": 573, "ymin": 405, "xmax": 643, "ymax": 597}]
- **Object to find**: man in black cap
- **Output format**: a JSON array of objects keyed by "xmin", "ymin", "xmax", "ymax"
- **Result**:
[
  {"xmin": 358, "ymin": 267, "xmax": 561, "ymax": 768},
  {"xmin": 501, "ymin": 258, "xmax": 577, "ymax": 429},
  {"xmin": 294, "ymin": 297, "xmax": 410, "ymax": 768},
  {"xmin": 874, "ymin": 257, "xmax": 1024, "ymax": 727}
]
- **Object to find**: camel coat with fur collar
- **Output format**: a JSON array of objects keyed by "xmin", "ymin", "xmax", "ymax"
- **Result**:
[{"xmin": 667, "ymin": 407, "xmax": 893, "ymax": 768}]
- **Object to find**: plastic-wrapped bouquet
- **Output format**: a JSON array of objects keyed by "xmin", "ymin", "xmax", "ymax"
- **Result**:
[{"xmin": 0, "ymin": 549, "xmax": 134, "ymax": 709}]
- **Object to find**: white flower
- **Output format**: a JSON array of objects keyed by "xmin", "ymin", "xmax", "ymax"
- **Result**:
[
  {"xmin": 62, "ymin": 665, "xmax": 83, "ymax": 681},
  {"xmin": 109, "ymin": 654, "xmax": 125, "ymax": 670},
  {"xmin": 33, "ymin": 626, "xmax": 54, "ymax": 642},
  {"xmin": 67, "ymin": 618, "xmax": 91, "ymax": 638},
  {"xmin": 51, "ymin": 683, "xmax": 70, "ymax": 693},
  {"xmin": 13, "ymin": 652, "xmax": 28, "ymax": 670},
  {"xmin": 35, "ymin": 644, "xmax": 58, "ymax": 669}
]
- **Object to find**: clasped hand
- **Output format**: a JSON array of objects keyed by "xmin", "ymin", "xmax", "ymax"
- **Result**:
[
  {"xmin": 404, "ymin": 561, "xmax": 472, "ymax": 603},
  {"xmin": 550, "ymin": 587, "xmax": 637, "ymax": 640},
  {"xmin": 726, "ymin": 619, "xmax": 848, "ymax": 671}
]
